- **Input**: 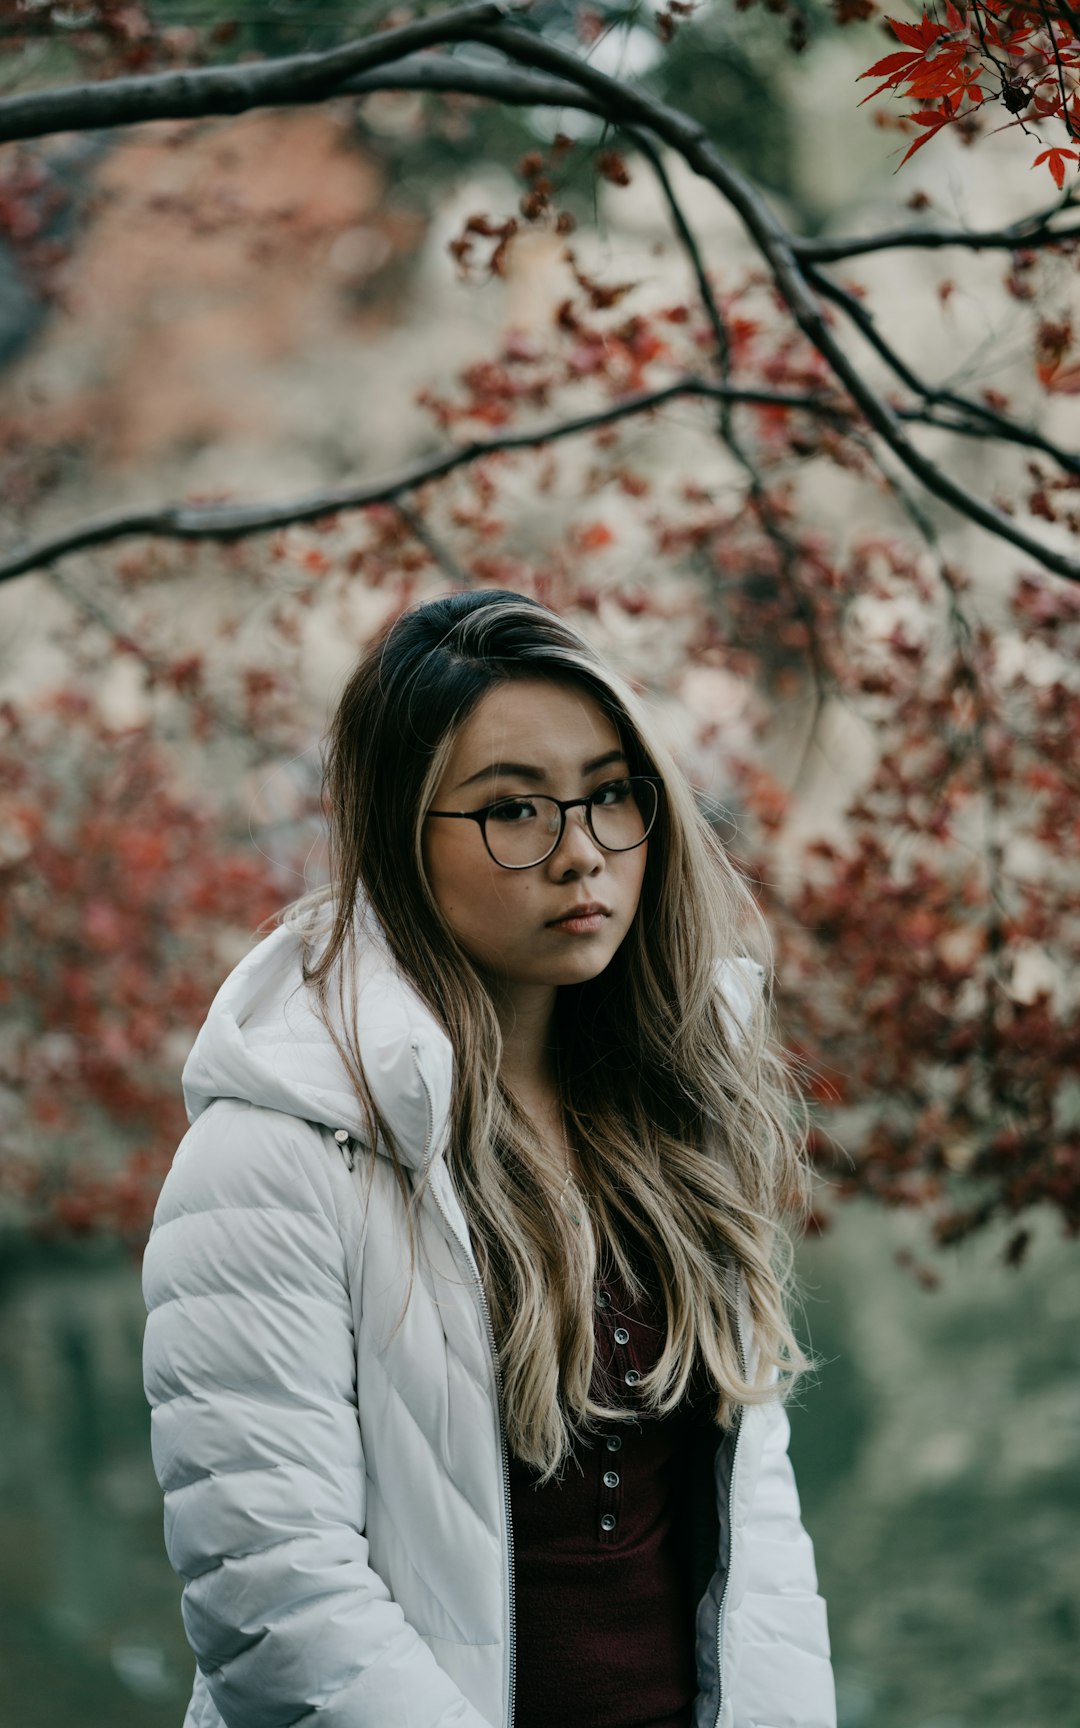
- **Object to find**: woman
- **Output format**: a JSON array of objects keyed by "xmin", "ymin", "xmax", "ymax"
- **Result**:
[{"xmin": 143, "ymin": 588, "xmax": 836, "ymax": 1728}]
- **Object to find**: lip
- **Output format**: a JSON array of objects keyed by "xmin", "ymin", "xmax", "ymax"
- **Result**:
[{"xmin": 546, "ymin": 902, "xmax": 611, "ymax": 928}]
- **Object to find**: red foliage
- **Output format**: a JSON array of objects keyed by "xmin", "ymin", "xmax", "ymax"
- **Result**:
[
  {"xmin": 0, "ymin": 697, "xmax": 287, "ymax": 1244},
  {"xmin": 727, "ymin": 552, "xmax": 1080, "ymax": 1255},
  {"xmin": 858, "ymin": 3, "xmax": 1080, "ymax": 180}
]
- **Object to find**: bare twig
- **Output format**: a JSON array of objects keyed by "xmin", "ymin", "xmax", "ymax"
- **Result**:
[
  {"xmin": 791, "ymin": 207, "xmax": 1080, "ymax": 263},
  {"xmin": 625, "ymin": 124, "xmax": 831, "ymax": 783},
  {"xmin": 1033, "ymin": 0, "xmax": 1080, "ymax": 145},
  {"xmin": 40, "ymin": 565, "xmax": 258, "ymax": 744},
  {"xmin": 394, "ymin": 500, "xmax": 474, "ymax": 588},
  {"xmin": 622, "ymin": 127, "xmax": 734, "ymax": 397},
  {"xmin": 804, "ymin": 264, "xmax": 1080, "ymax": 477}
]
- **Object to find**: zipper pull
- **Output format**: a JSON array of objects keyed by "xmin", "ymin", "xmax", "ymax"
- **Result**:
[{"xmin": 334, "ymin": 1128, "xmax": 356, "ymax": 1172}]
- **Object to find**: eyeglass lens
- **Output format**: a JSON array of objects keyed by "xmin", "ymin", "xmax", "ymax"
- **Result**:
[{"xmin": 483, "ymin": 777, "xmax": 657, "ymax": 869}]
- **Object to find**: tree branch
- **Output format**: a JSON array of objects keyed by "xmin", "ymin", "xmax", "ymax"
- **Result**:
[
  {"xmin": 792, "ymin": 205, "xmax": 1080, "ymax": 263},
  {"xmin": 0, "ymin": 379, "xmax": 850, "ymax": 587},
  {"xmin": 2, "ymin": 12, "xmax": 1077, "ymax": 580},
  {"xmin": 475, "ymin": 20, "xmax": 1080, "ymax": 581},
  {"xmin": 624, "ymin": 125, "xmax": 734, "ymax": 396},
  {"xmin": 339, "ymin": 49, "xmax": 609, "ymax": 118},
  {"xmin": 625, "ymin": 124, "xmax": 833, "ymax": 770},
  {"xmin": 0, "ymin": 1, "xmax": 522, "ymax": 143},
  {"xmin": 394, "ymin": 499, "xmax": 474, "ymax": 588},
  {"xmin": 804, "ymin": 263, "xmax": 1080, "ymax": 478},
  {"xmin": 351, "ymin": 59, "xmax": 1079, "ymax": 489}
]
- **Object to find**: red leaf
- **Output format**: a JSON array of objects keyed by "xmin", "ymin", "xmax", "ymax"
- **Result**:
[
  {"xmin": 859, "ymin": 49, "xmax": 921, "ymax": 80},
  {"xmin": 905, "ymin": 50, "xmax": 967, "ymax": 96},
  {"xmin": 896, "ymin": 107, "xmax": 955, "ymax": 168},
  {"xmin": 1032, "ymin": 147, "xmax": 1079, "ymax": 191},
  {"xmin": 888, "ymin": 13, "xmax": 947, "ymax": 51}
]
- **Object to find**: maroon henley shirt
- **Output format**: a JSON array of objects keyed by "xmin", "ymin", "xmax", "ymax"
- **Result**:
[{"xmin": 507, "ymin": 1246, "xmax": 714, "ymax": 1728}]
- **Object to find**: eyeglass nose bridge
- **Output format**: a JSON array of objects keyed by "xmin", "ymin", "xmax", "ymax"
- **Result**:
[{"xmin": 537, "ymin": 793, "xmax": 608, "ymax": 861}]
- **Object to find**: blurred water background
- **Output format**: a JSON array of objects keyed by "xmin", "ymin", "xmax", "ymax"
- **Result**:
[{"xmin": 1, "ymin": 1200, "xmax": 1076, "ymax": 1728}]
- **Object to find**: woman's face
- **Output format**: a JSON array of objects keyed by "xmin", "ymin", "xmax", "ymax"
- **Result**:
[{"xmin": 422, "ymin": 677, "xmax": 649, "ymax": 994}]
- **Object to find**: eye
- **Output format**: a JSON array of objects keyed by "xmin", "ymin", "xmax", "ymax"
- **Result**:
[
  {"xmin": 487, "ymin": 797, "xmax": 540, "ymax": 824},
  {"xmin": 591, "ymin": 778, "xmax": 633, "ymax": 807}
]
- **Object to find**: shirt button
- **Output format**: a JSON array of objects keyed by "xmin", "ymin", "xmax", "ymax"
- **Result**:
[
  {"xmin": 624, "ymin": 1369, "xmax": 641, "ymax": 1387},
  {"xmin": 600, "ymin": 1513, "xmax": 617, "ymax": 1532},
  {"xmin": 595, "ymin": 1289, "xmax": 612, "ymax": 1309},
  {"xmin": 605, "ymin": 1434, "xmax": 623, "ymax": 1452},
  {"xmin": 613, "ymin": 1327, "xmax": 630, "ymax": 1345},
  {"xmin": 603, "ymin": 1470, "xmax": 620, "ymax": 1489}
]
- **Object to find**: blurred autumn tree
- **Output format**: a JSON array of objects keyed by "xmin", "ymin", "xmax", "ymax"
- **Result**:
[{"xmin": 0, "ymin": 0, "xmax": 1078, "ymax": 1270}]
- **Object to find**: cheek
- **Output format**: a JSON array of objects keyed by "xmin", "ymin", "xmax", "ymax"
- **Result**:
[
  {"xmin": 426, "ymin": 839, "xmax": 528, "ymax": 942},
  {"xmin": 423, "ymin": 833, "xmax": 475, "ymax": 928}
]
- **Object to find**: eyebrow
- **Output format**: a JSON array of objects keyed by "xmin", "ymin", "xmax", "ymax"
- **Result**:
[{"xmin": 455, "ymin": 749, "xmax": 629, "ymax": 791}]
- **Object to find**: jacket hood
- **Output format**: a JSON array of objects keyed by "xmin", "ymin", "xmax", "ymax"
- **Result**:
[{"xmin": 181, "ymin": 903, "xmax": 454, "ymax": 1173}]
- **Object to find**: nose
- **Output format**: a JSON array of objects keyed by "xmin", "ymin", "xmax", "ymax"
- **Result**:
[{"xmin": 548, "ymin": 804, "xmax": 603, "ymax": 875}]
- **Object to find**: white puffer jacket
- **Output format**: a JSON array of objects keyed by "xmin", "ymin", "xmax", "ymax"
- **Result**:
[{"xmin": 143, "ymin": 910, "xmax": 836, "ymax": 1728}]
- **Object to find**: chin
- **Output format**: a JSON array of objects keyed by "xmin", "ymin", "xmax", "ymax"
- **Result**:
[{"xmin": 550, "ymin": 947, "xmax": 620, "ymax": 986}]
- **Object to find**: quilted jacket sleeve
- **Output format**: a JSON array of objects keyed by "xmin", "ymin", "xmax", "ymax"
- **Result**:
[
  {"xmin": 730, "ymin": 1393, "xmax": 836, "ymax": 1728},
  {"xmin": 142, "ymin": 1098, "xmax": 494, "ymax": 1728}
]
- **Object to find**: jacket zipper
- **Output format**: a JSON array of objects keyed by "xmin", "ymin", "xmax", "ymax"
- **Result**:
[
  {"xmin": 411, "ymin": 1045, "xmax": 517, "ymax": 1728},
  {"xmin": 713, "ymin": 1299, "xmax": 749, "ymax": 1728}
]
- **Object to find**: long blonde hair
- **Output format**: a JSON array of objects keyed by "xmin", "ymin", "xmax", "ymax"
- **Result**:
[{"xmin": 280, "ymin": 590, "xmax": 815, "ymax": 1480}]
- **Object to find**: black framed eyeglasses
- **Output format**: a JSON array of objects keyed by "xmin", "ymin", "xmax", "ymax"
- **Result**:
[{"xmin": 426, "ymin": 775, "xmax": 663, "ymax": 870}]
